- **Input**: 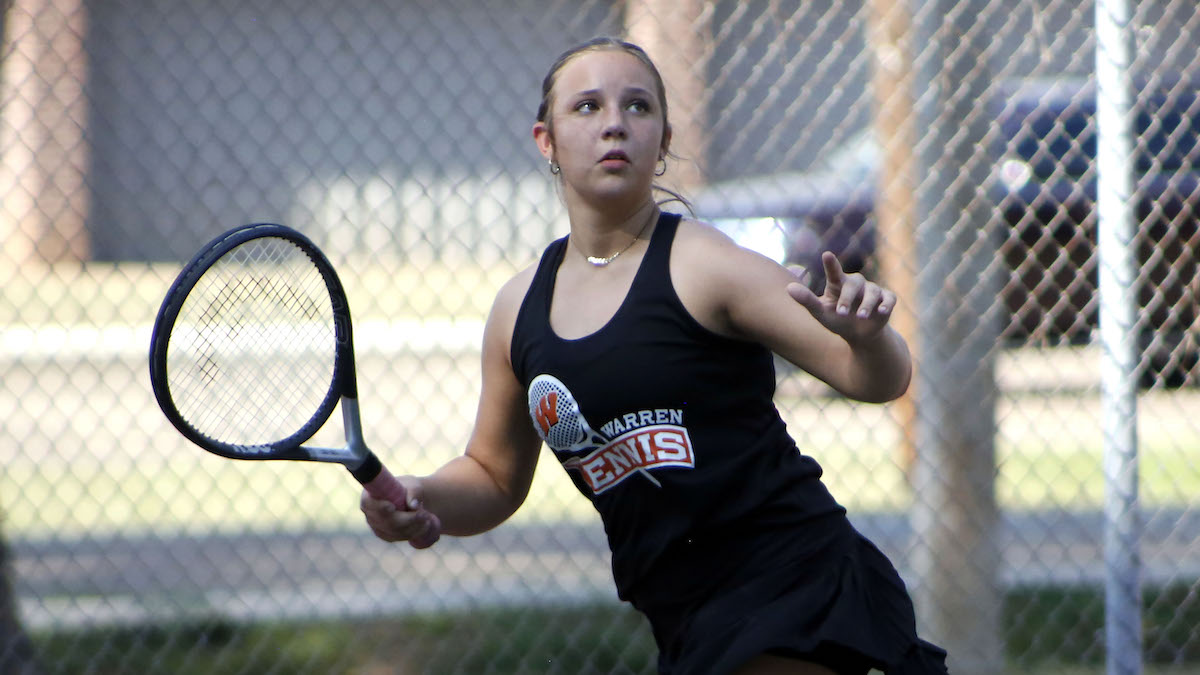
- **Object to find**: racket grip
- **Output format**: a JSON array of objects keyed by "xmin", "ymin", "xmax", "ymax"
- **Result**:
[
  {"xmin": 358, "ymin": 457, "xmax": 442, "ymax": 549},
  {"xmin": 361, "ymin": 462, "xmax": 410, "ymax": 508}
]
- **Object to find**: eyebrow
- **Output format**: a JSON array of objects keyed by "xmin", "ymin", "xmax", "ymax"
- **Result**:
[{"xmin": 571, "ymin": 86, "xmax": 655, "ymax": 100}]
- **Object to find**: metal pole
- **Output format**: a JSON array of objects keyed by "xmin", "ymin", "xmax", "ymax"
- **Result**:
[{"xmin": 1095, "ymin": 0, "xmax": 1141, "ymax": 673}]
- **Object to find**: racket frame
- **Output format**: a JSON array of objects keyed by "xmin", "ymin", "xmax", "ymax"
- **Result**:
[{"xmin": 149, "ymin": 223, "xmax": 382, "ymax": 482}]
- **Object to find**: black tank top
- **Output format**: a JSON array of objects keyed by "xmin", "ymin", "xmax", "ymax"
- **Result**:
[{"xmin": 511, "ymin": 212, "xmax": 845, "ymax": 605}]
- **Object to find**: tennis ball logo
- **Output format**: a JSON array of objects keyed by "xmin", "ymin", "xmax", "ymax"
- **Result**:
[{"xmin": 527, "ymin": 374, "xmax": 600, "ymax": 452}]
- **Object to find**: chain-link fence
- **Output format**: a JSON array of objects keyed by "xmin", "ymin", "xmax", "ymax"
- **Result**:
[{"xmin": 2, "ymin": 0, "xmax": 1198, "ymax": 673}]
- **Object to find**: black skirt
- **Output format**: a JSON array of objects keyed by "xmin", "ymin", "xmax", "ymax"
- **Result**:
[{"xmin": 633, "ymin": 514, "xmax": 950, "ymax": 675}]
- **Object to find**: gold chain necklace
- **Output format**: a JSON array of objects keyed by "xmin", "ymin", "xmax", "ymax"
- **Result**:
[{"xmin": 581, "ymin": 210, "xmax": 657, "ymax": 267}]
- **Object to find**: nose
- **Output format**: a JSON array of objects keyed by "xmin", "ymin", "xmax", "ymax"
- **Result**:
[
  {"xmin": 601, "ymin": 112, "xmax": 627, "ymax": 139},
  {"xmin": 602, "ymin": 124, "xmax": 627, "ymax": 140}
]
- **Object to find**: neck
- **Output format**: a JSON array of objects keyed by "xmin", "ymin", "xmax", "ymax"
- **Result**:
[
  {"xmin": 561, "ymin": 180, "xmax": 656, "ymax": 225},
  {"xmin": 567, "ymin": 199, "xmax": 659, "ymax": 265}
]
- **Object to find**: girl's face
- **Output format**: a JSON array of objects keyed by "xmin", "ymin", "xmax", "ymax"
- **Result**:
[{"xmin": 534, "ymin": 49, "xmax": 670, "ymax": 207}]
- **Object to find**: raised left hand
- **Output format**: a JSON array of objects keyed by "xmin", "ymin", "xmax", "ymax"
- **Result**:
[{"xmin": 785, "ymin": 251, "xmax": 895, "ymax": 344}]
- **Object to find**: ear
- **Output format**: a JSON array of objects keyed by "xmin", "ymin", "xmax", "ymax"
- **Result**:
[
  {"xmin": 532, "ymin": 121, "xmax": 554, "ymax": 162},
  {"xmin": 659, "ymin": 123, "xmax": 673, "ymax": 159}
]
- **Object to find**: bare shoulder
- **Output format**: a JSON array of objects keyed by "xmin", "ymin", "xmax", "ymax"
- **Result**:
[
  {"xmin": 482, "ymin": 263, "xmax": 538, "ymax": 359},
  {"xmin": 493, "ymin": 263, "xmax": 537, "ymax": 317},
  {"xmin": 671, "ymin": 216, "xmax": 740, "ymax": 254},
  {"xmin": 672, "ymin": 216, "xmax": 784, "ymax": 274},
  {"xmin": 669, "ymin": 216, "xmax": 792, "ymax": 337}
]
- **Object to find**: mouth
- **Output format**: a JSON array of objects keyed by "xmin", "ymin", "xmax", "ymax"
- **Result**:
[{"xmin": 599, "ymin": 150, "xmax": 630, "ymax": 164}]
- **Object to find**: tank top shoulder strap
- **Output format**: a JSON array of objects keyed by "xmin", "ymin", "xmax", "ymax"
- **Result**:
[
  {"xmin": 510, "ymin": 234, "xmax": 566, "ymax": 377},
  {"xmin": 636, "ymin": 211, "xmax": 683, "ymax": 299},
  {"xmin": 525, "ymin": 234, "xmax": 568, "ymax": 313}
]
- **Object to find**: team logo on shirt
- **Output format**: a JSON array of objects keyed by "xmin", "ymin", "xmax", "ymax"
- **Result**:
[{"xmin": 527, "ymin": 374, "xmax": 694, "ymax": 494}]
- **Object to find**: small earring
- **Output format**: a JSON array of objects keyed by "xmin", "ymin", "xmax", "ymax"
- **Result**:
[
  {"xmin": 655, "ymin": 158, "xmax": 667, "ymax": 177},
  {"xmin": 549, "ymin": 159, "xmax": 560, "ymax": 175}
]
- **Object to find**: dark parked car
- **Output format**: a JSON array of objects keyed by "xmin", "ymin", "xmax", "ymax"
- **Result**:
[{"xmin": 695, "ymin": 77, "xmax": 1199, "ymax": 385}]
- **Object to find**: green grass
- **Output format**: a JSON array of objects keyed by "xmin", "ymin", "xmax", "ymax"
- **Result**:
[
  {"xmin": 3, "ymin": 435, "xmax": 1198, "ymax": 540},
  {"xmin": 29, "ymin": 604, "xmax": 660, "ymax": 675},
  {"xmin": 25, "ymin": 583, "xmax": 1200, "ymax": 675},
  {"xmin": 1005, "ymin": 582, "xmax": 1200, "ymax": 669},
  {"xmin": 0, "ymin": 451, "xmax": 604, "ymax": 540},
  {"xmin": 3, "ymin": 439, "xmax": 1199, "ymax": 540}
]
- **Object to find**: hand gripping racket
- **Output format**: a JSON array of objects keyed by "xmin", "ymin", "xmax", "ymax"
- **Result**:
[{"xmin": 149, "ymin": 223, "xmax": 440, "ymax": 547}]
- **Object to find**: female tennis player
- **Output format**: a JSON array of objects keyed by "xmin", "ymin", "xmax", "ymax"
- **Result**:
[{"xmin": 361, "ymin": 37, "xmax": 950, "ymax": 675}]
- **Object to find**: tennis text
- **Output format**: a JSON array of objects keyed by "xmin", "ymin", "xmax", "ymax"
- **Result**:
[{"xmin": 565, "ymin": 425, "xmax": 694, "ymax": 494}]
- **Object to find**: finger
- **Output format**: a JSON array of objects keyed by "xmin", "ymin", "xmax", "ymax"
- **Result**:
[
  {"xmin": 783, "ymin": 264, "xmax": 822, "ymax": 309},
  {"xmin": 362, "ymin": 506, "xmax": 401, "ymax": 536},
  {"xmin": 787, "ymin": 281, "xmax": 825, "ymax": 316},
  {"xmin": 878, "ymin": 289, "xmax": 896, "ymax": 315},
  {"xmin": 786, "ymin": 279, "xmax": 816, "ymax": 304},
  {"xmin": 361, "ymin": 492, "xmax": 413, "ymax": 532},
  {"xmin": 374, "ymin": 509, "xmax": 434, "ymax": 543},
  {"xmin": 785, "ymin": 265, "xmax": 818, "ymax": 303},
  {"xmin": 857, "ymin": 283, "xmax": 883, "ymax": 318},
  {"xmin": 836, "ymin": 273, "xmax": 865, "ymax": 316},
  {"xmin": 821, "ymin": 251, "xmax": 844, "ymax": 286},
  {"xmin": 360, "ymin": 491, "xmax": 397, "ymax": 516},
  {"xmin": 397, "ymin": 476, "xmax": 425, "ymax": 510},
  {"xmin": 409, "ymin": 511, "xmax": 443, "ymax": 549}
]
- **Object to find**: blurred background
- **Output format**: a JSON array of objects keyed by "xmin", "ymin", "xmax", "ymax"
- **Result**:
[{"xmin": 1, "ymin": 0, "xmax": 1198, "ymax": 673}]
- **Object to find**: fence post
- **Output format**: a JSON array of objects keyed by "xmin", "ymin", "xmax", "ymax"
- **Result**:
[
  {"xmin": 624, "ymin": 0, "xmax": 712, "ymax": 193},
  {"xmin": 907, "ymin": 1, "xmax": 1003, "ymax": 672},
  {"xmin": 1095, "ymin": 0, "xmax": 1142, "ymax": 673},
  {"xmin": 867, "ymin": 0, "xmax": 919, "ymax": 481},
  {"xmin": 0, "ymin": 0, "xmax": 91, "ymax": 264}
]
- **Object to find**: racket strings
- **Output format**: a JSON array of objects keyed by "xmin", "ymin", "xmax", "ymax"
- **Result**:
[{"xmin": 167, "ymin": 237, "xmax": 338, "ymax": 445}]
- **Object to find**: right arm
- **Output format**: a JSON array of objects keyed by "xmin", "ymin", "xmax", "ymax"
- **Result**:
[{"xmin": 361, "ymin": 268, "xmax": 543, "ymax": 544}]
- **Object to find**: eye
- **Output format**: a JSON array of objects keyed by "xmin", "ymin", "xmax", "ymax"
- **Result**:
[
  {"xmin": 626, "ymin": 99, "xmax": 651, "ymax": 113},
  {"xmin": 574, "ymin": 100, "xmax": 599, "ymax": 114}
]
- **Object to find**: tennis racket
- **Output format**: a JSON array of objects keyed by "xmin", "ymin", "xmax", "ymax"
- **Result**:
[{"xmin": 149, "ymin": 222, "xmax": 440, "ymax": 548}]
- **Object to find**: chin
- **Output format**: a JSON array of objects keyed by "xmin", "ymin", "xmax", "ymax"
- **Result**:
[
  {"xmin": 581, "ymin": 185, "xmax": 648, "ymax": 208},
  {"xmin": 591, "ymin": 172, "xmax": 654, "ymax": 196}
]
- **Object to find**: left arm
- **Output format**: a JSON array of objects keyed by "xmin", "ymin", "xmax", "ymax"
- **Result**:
[
  {"xmin": 781, "ymin": 251, "xmax": 911, "ymax": 402},
  {"xmin": 672, "ymin": 221, "xmax": 911, "ymax": 403}
]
